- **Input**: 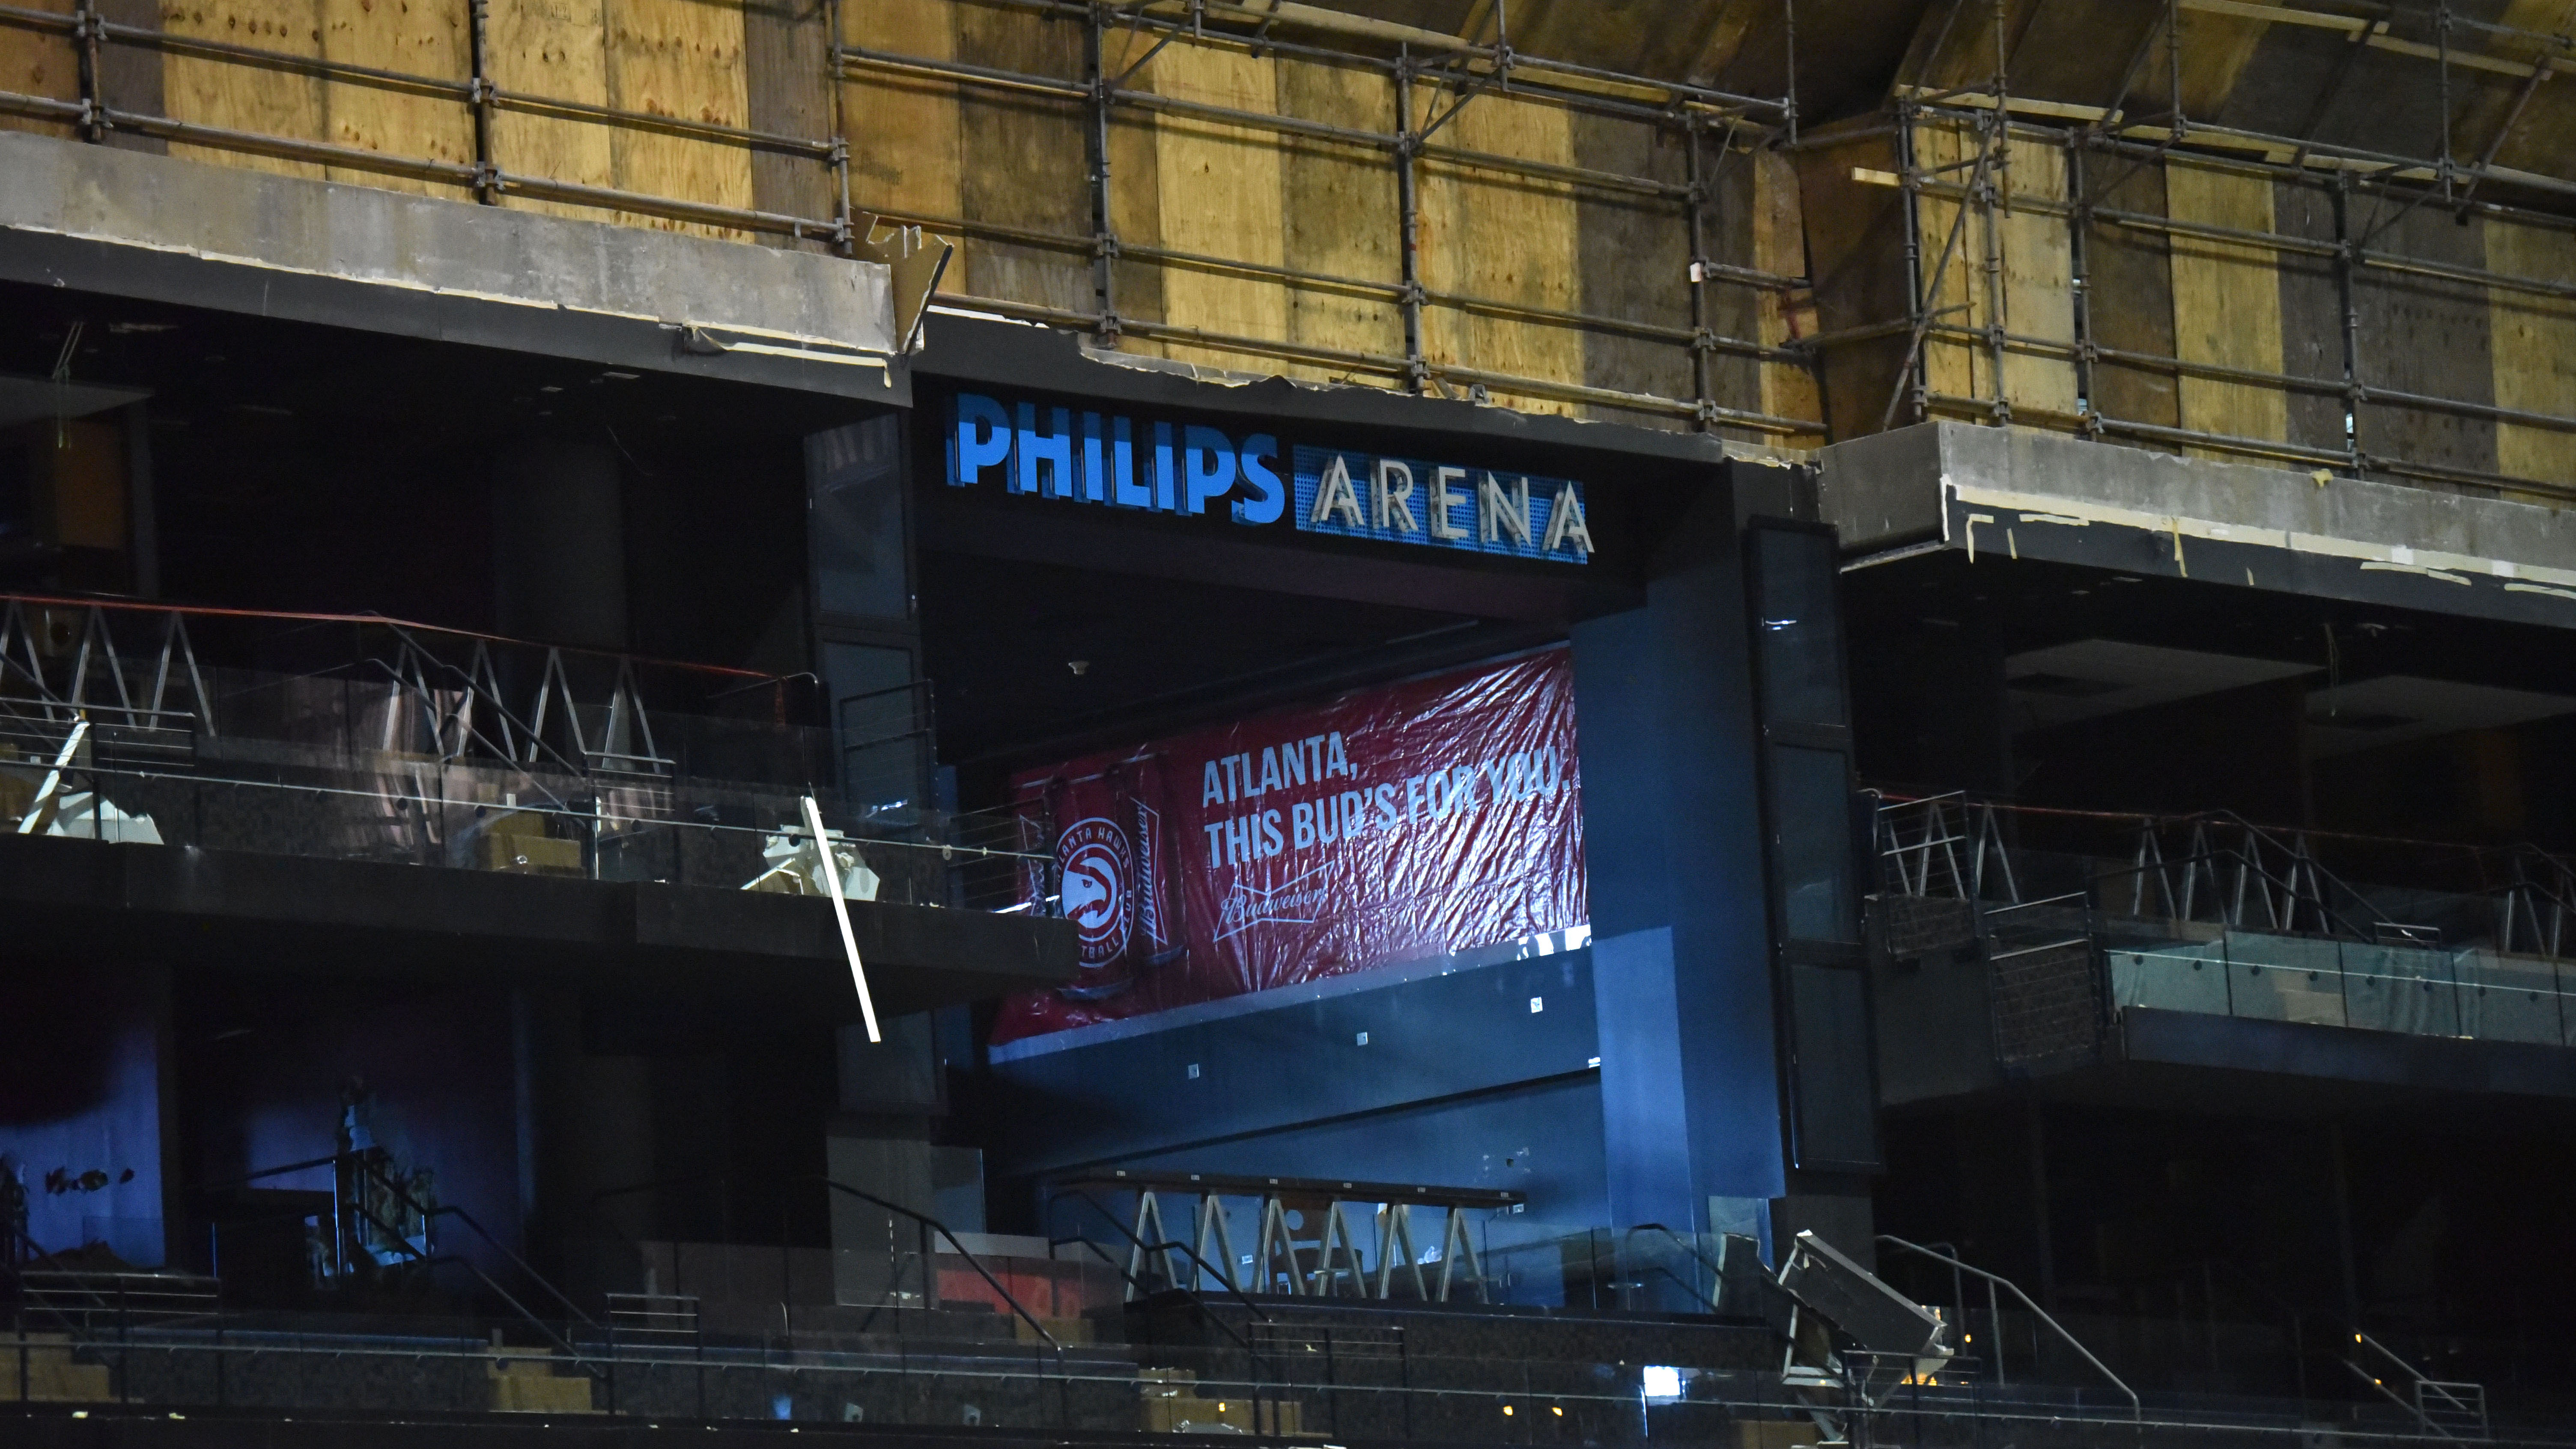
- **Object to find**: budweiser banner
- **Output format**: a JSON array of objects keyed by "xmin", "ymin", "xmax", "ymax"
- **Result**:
[{"xmin": 990, "ymin": 649, "xmax": 1585, "ymax": 1044}]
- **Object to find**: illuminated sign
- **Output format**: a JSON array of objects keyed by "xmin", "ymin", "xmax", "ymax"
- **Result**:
[
  {"xmin": 1291, "ymin": 446, "xmax": 1589, "ymax": 563},
  {"xmin": 943, "ymin": 392, "xmax": 1590, "ymax": 564}
]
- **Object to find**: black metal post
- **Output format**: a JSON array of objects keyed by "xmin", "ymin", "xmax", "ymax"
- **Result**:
[
  {"xmin": 2332, "ymin": 172, "xmax": 2363, "ymax": 476},
  {"xmin": 1395, "ymin": 49, "xmax": 1426, "ymax": 394},
  {"xmin": 1085, "ymin": 5, "xmax": 1119, "ymax": 343},
  {"xmin": 72, "ymin": 0, "xmax": 104, "ymax": 142},
  {"xmin": 468, "ymin": 0, "xmax": 497, "ymax": 203},
  {"xmin": 1685, "ymin": 115, "xmax": 1713, "ymax": 432}
]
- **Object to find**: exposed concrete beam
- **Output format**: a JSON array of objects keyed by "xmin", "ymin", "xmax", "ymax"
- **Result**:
[
  {"xmin": 1819, "ymin": 421, "xmax": 2576, "ymax": 629},
  {"xmin": 0, "ymin": 131, "xmax": 905, "ymax": 402}
]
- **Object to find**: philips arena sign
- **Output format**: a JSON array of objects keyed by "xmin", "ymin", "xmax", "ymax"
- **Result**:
[{"xmin": 944, "ymin": 391, "xmax": 1592, "ymax": 564}]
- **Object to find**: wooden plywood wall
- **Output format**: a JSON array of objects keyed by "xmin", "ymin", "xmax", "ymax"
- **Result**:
[
  {"xmin": 1137, "ymin": 38, "xmax": 1287, "ymax": 375},
  {"xmin": 152, "ymin": 0, "xmax": 756, "ymax": 223},
  {"xmin": 161, "ymin": 0, "xmax": 470, "ymax": 195},
  {"xmin": 841, "ymin": 0, "xmax": 966, "ymax": 289},
  {"xmin": 2164, "ymin": 158, "xmax": 2288, "ymax": 459},
  {"xmin": 601, "ymin": 0, "xmax": 754, "ymax": 236},
  {"xmin": 492, "ymin": 0, "xmax": 765, "ymax": 233},
  {"xmin": 1414, "ymin": 85, "xmax": 1584, "ymax": 416},
  {"xmin": 1, "ymin": 1, "xmax": 78, "ymax": 139},
  {"xmin": 2082, "ymin": 153, "xmax": 2179, "ymax": 441},
  {"xmin": 952, "ymin": 3, "xmax": 1087, "ymax": 316},
  {"xmin": 1568, "ymin": 108, "xmax": 1691, "ymax": 429},
  {"xmin": 486, "ymin": 0, "xmax": 616, "ymax": 217},
  {"xmin": 2353, "ymin": 206, "xmax": 2498, "ymax": 483},
  {"xmin": 1276, "ymin": 55, "xmax": 1400, "ymax": 381},
  {"xmin": 2487, "ymin": 218, "xmax": 2576, "ymax": 493},
  {"xmin": 161, "ymin": 0, "xmax": 329, "ymax": 179},
  {"xmin": 1753, "ymin": 147, "xmax": 1822, "ymax": 442},
  {"xmin": 321, "ymin": 0, "xmax": 472, "ymax": 192},
  {"xmin": 1908, "ymin": 118, "xmax": 2075, "ymax": 422}
]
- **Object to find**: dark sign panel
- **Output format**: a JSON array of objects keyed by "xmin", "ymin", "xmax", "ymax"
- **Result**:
[{"xmin": 993, "ymin": 649, "xmax": 1587, "ymax": 1044}]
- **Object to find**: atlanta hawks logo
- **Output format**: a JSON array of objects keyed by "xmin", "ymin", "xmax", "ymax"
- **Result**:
[{"xmin": 1057, "ymin": 817, "xmax": 1132, "ymax": 966}]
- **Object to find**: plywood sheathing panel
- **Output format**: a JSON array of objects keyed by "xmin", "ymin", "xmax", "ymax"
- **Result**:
[
  {"xmin": 0, "ymin": 0, "xmax": 78, "ymax": 139},
  {"xmin": 2270, "ymin": 179, "xmax": 2345, "ymax": 458},
  {"xmin": 161, "ymin": 0, "xmax": 327, "ymax": 178},
  {"xmin": 2082, "ymin": 152, "xmax": 2179, "ymax": 441},
  {"xmin": 2353, "ymin": 204, "xmax": 2498, "ymax": 484},
  {"xmin": 486, "ymin": 0, "xmax": 616, "ymax": 221},
  {"xmin": 1413, "ymin": 81, "xmax": 1583, "ymax": 416},
  {"xmin": 744, "ymin": 0, "xmax": 834, "ymax": 243},
  {"xmin": 1908, "ymin": 118, "xmax": 2075, "ymax": 420},
  {"xmin": 319, "ymin": 0, "xmax": 473, "ymax": 198},
  {"xmin": 1752, "ymin": 146, "xmax": 1822, "ymax": 441},
  {"xmin": 1139, "ymin": 36, "xmax": 1287, "ymax": 375},
  {"xmin": 1792, "ymin": 123, "xmax": 1912, "ymax": 440},
  {"xmin": 161, "ymin": 0, "xmax": 467, "ymax": 194},
  {"xmin": 2486, "ymin": 218, "xmax": 2576, "ymax": 493},
  {"xmin": 1994, "ymin": 131, "xmax": 2076, "ymax": 419},
  {"xmin": 841, "ymin": 0, "xmax": 966, "ymax": 292},
  {"xmin": 953, "ymin": 3, "xmax": 1088, "ymax": 316},
  {"xmin": 96, "ymin": 0, "xmax": 168, "ymax": 155},
  {"xmin": 604, "ymin": 0, "xmax": 755, "ymax": 239},
  {"xmin": 1568, "ymin": 107, "xmax": 1691, "ymax": 430},
  {"xmin": 1277, "ymin": 54, "xmax": 1399, "ymax": 384},
  {"xmin": 1100, "ymin": 25, "xmax": 1163, "ymax": 353},
  {"xmin": 1908, "ymin": 117, "xmax": 1983, "ymax": 410},
  {"xmin": 2165, "ymin": 158, "xmax": 2287, "ymax": 458}
]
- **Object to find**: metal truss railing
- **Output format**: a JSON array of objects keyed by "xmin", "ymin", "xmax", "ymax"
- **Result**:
[
  {"xmin": 0, "ymin": 0, "xmax": 1816, "ymax": 437},
  {"xmin": 840, "ymin": 0, "xmax": 1813, "ymax": 435}
]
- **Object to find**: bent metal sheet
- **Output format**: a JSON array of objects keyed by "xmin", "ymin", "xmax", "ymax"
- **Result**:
[{"xmin": 991, "ymin": 649, "xmax": 1586, "ymax": 1044}]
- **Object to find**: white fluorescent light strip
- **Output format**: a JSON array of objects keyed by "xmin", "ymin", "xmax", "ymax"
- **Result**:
[{"xmin": 801, "ymin": 794, "xmax": 881, "ymax": 1043}]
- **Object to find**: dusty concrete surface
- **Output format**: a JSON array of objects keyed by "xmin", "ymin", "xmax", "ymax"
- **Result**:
[{"xmin": 0, "ymin": 131, "xmax": 898, "ymax": 392}]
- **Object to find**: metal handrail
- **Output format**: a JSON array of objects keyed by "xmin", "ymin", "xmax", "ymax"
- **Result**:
[
  {"xmin": 818, "ymin": 1178, "xmax": 1063, "ymax": 1352},
  {"xmin": 1876, "ymin": 1234, "xmax": 2138, "ymax": 1419},
  {"xmin": 2350, "ymin": 1329, "xmax": 2486, "ymax": 1437}
]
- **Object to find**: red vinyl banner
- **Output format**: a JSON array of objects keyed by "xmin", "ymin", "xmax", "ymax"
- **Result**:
[{"xmin": 990, "ymin": 648, "xmax": 1584, "ymax": 1044}]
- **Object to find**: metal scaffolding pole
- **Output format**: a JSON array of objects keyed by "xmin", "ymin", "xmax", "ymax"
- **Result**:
[{"xmin": 1396, "ymin": 46, "xmax": 1428, "ymax": 395}]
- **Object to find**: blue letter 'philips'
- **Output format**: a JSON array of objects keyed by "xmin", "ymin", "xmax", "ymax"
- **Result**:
[
  {"xmin": 951, "ymin": 393, "xmax": 1011, "ymax": 485},
  {"xmin": 1234, "ymin": 435, "xmax": 1285, "ymax": 525},
  {"xmin": 1183, "ymin": 426, "xmax": 1236, "ymax": 515}
]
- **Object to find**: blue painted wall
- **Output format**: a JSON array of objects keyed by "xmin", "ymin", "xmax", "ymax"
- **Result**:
[
  {"xmin": 0, "ymin": 965, "xmax": 168, "ymax": 1265},
  {"xmin": 1571, "ymin": 504, "xmax": 1787, "ymax": 1231},
  {"xmin": 991, "ymin": 941, "xmax": 1602, "ymax": 1219}
]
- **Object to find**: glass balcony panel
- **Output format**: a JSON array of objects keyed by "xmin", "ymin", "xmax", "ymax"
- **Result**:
[
  {"xmin": 2108, "ymin": 944, "xmax": 2230, "ymax": 1015},
  {"xmin": 2337, "ymin": 942, "xmax": 2459, "ymax": 1037},
  {"xmin": 2212, "ymin": 933, "xmax": 2347, "ymax": 1027},
  {"xmin": 2456, "ymin": 951, "xmax": 2568, "ymax": 1045}
]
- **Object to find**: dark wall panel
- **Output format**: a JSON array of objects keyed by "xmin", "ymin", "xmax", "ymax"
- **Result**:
[{"xmin": 989, "ymin": 945, "xmax": 1599, "ymax": 1181}]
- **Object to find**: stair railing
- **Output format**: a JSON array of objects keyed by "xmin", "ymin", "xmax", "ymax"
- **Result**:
[{"xmin": 1876, "ymin": 1234, "xmax": 2137, "ymax": 1419}]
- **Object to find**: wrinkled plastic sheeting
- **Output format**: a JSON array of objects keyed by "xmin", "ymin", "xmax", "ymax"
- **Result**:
[{"xmin": 993, "ymin": 648, "xmax": 1584, "ymax": 1044}]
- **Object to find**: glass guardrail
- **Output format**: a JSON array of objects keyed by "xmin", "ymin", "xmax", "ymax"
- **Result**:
[
  {"xmin": 0, "ymin": 675, "xmax": 1048, "ymax": 912},
  {"xmin": 2107, "ymin": 929, "xmax": 2573, "ymax": 1046}
]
